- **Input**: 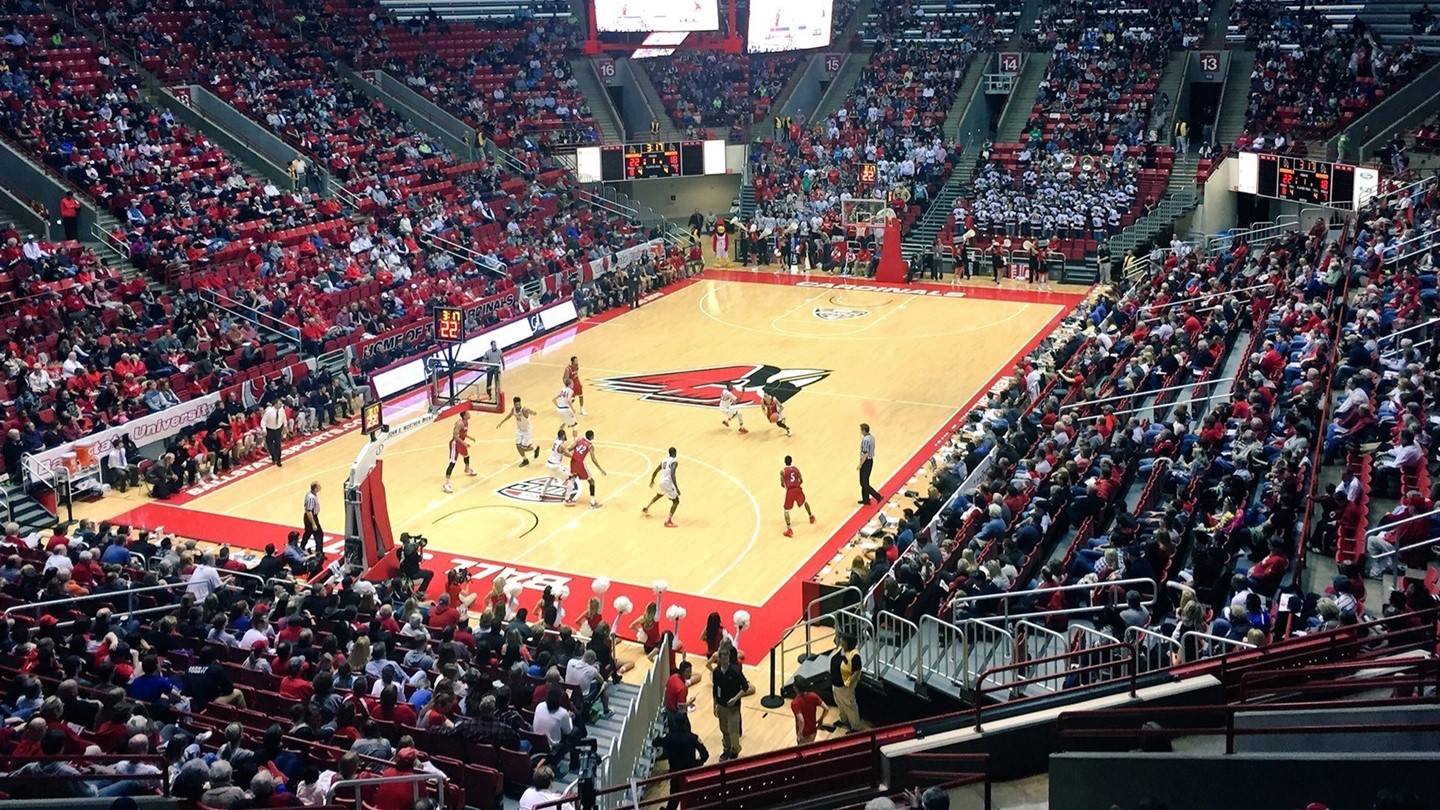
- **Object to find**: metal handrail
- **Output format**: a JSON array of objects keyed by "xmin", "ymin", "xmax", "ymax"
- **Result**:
[
  {"xmin": 327, "ymin": 772, "xmax": 446, "ymax": 806},
  {"xmin": 201, "ymin": 288, "xmax": 302, "ymax": 348},
  {"xmin": 873, "ymin": 610, "xmax": 920, "ymax": 685},
  {"xmin": 1, "ymin": 580, "xmax": 191, "ymax": 620},
  {"xmin": 1125, "ymin": 624, "xmax": 1183, "ymax": 662},
  {"xmin": 1366, "ymin": 505, "xmax": 1440, "ymax": 539},
  {"xmin": 1180, "ymin": 631, "xmax": 1257, "ymax": 657},
  {"xmin": 1015, "ymin": 619, "xmax": 1068, "ymax": 692},
  {"xmin": 947, "ymin": 576, "xmax": 1160, "ymax": 625}
]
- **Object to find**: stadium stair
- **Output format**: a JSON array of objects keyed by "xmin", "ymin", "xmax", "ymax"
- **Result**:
[
  {"xmin": 1009, "ymin": 0, "xmax": 1043, "ymax": 47},
  {"xmin": 812, "ymin": 48, "xmax": 873, "ymax": 121},
  {"xmin": 624, "ymin": 59, "xmax": 685, "ymax": 142},
  {"xmin": 1106, "ymin": 188, "xmax": 1200, "ymax": 259},
  {"xmin": 994, "ymin": 56, "xmax": 1048, "ymax": 143},
  {"xmin": 570, "ymin": 58, "xmax": 625, "ymax": 143},
  {"xmin": 1206, "ymin": 0, "xmax": 1235, "ymax": 46},
  {"xmin": 901, "ymin": 61, "xmax": 991, "ymax": 258},
  {"xmin": 1214, "ymin": 49, "xmax": 1257, "ymax": 148},
  {"xmin": 1329, "ymin": 59, "xmax": 1440, "ymax": 161},
  {"xmin": 901, "ymin": 181, "xmax": 966, "ymax": 260},
  {"xmin": 1149, "ymin": 52, "xmax": 1190, "ymax": 136},
  {"xmin": 1361, "ymin": 0, "xmax": 1440, "ymax": 54},
  {"xmin": 0, "ymin": 479, "xmax": 60, "ymax": 534},
  {"xmin": 733, "ymin": 183, "xmax": 756, "ymax": 222}
]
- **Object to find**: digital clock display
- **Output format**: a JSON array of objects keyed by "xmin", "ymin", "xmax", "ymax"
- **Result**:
[
  {"xmin": 1276, "ymin": 157, "xmax": 1331, "ymax": 204},
  {"xmin": 434, "ymin": 306, "xmax": 464, "ymax": 344},
  {"xmin": 623, "ymin": 142, "xmax": 681, "ymax": 179}
]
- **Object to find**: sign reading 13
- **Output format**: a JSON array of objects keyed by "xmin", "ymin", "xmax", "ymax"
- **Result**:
[{"xmin": 435, "ymin": 306, "xmax": 464, "ymax": 344}]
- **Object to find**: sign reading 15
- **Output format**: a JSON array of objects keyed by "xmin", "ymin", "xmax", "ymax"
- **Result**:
[{"xmin": 435, "ymin": 306, "xmax": 464, "ymax": 344}]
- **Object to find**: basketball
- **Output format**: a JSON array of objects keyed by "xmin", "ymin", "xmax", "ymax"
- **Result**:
[{"xmin": 768, "ymin": 411, "xmax": 779, "ymax": 423}]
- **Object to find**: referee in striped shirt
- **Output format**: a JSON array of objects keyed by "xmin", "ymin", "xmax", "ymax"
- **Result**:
[
  {"xmin": 302, "ymin": 481, "xmax": 323, "ymax": 556},
  {"xmin": 857, "ymin": 424, "xmax": 881, "ymax": 505}
]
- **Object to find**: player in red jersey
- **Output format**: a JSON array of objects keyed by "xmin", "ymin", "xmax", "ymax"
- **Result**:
[
  {"xmin": 565, "ymin": 429, "xmax": 608, "ymax": 508},
  {"xmin": 563, "ymin": 355, "xmax": 587, "ymax": 416},
  {"xmin": 442, "ymin": 411, "xmax": 477, "ymax": 493},
  {"xmin": 780, "ymin": 455, "xmax": 815, "ymax": 536},
  {"xmin": 762, "ymin": 390, "xmax": 792, "ymax": 437}
]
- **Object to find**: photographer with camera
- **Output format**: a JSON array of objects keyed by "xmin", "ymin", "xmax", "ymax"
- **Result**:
[{"xmin": 397, "ymin": 533, "xmax": 434, "ymax": 594}]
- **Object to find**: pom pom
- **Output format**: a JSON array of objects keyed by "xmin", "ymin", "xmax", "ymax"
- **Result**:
[
  {"xmin": 556, "ymin": 585, "xmax": 570, "ymax": 600},
  {"xmin": 504, "ymin": 581, "xmax": 524, "ymax": 598},
  {"xmin": 592, "ymin": 578, "xmax": 611, "ymax": 596},
  {"xmin": 653, "ymin": 579, "xmax": 669, "ymax": 593},
  {"xmin": 733, "ymin": 610, "xmax": 751, "ymax": 630},
  {"xmin": 666, "ymin": 605, "xmax": 687, "ymax": 622},
  {"xmin": 613, "ymin": 596, "xmax": 633, "ymax": 615}
]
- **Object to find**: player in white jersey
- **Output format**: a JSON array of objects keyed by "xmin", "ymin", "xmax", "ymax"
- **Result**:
[
  {"xmin": 495, "ymin": 396, "xmax": 541, "ymax": 466},
  {"xmin": 641, "ymin": 446, "xmax": 681, "ymax": 527},
  {"xmin": 539, "ymin": 427, "xmax": 572, "ymax": 502},
  {"xmin": 555, "ymin": 385, "xmax": 578, "ymax": 435},
  {"xmin": 719, "ymin": 384, "xmax": 748, "ymax": 434}
]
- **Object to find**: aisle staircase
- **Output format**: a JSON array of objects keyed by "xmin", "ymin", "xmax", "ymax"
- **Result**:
[
  {"xmin": 994, "ymin": 57, "xmax": 1047, "ymax": 142},
  {"xmin": 813, "ymin": 48, "xmax": 872, "ymax": 121},
  {"xmin": 901, "ymin": 61, "xmax": 991, "ymax": 258},
  {"xmin": 1107, "ymin": 188, "xmax": 1199, "ymax": 258},
  {"xmin": 570, "ymin": 58, "xmax": 624, "ymax": 143},
  {"xmin": 1215, "ymin": 49, "xmax": 1256, "ymax": 147}
]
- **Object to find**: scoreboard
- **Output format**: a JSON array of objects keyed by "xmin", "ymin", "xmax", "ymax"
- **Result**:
[
  {"xmin": 620, "ymin": 141, "xmax": 684, "ymax": 179},
  {"xmin": 1238, "ymin": 153, "xmax": 1379, "ymax": 208},
  {"xmin": 434, "ymin": 306, "xmax": 464, "ymax": 344},
  {"xmin": 577, "ymin": 139, "xmax": 729, "ymax": 183}
]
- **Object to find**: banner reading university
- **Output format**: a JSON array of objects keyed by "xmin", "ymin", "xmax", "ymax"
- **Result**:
[{"xmin": 356, "ymin": 289, "xmax": 521, "ymax": 361}]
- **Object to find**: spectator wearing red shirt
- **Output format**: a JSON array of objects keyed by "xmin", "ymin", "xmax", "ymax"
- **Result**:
[
  {"xmin": 368, "ymin": 747, "xmax": 425, "ymax": 810},
  {"xmin": 790, "ymin": 677, "xmax": 828, "ymax": 745},
  {"xmin": 427, "ymin": 593, "xmax": 460, "ymax": 631},
  {"xmin": 664, "ymin": 660, "xmax": 695, "ymax": 721}
]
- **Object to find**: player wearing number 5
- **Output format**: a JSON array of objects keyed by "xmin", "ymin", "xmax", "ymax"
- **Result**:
[
  {"xmin": 780, "ymin": 456, "xmax": 815, "ymax": 537},
  {"xmin": 442, "ymin": 411, "xmax": 477, "ymax": 493}
]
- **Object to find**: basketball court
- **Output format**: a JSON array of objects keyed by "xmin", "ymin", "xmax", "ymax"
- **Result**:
[{"xmin": 90, "ymin": 270, "xmax": 1081, "ymax": 654}]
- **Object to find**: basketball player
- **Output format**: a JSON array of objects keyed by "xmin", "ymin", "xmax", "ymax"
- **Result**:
[
  {"xmin": 442, "ymin": 410, "xmax": 477, "ymax": 493},
  {"xmin": 555, "ymin": 383, "xmax": 579, "ymax": 437},
  {"xmin": 642, "ymin": 446, "xmax": 680, "ymax": 527},
  {"xmin": 719, "ymin": 384, "xmax": 748, "ymax": 434},
  {"xmin": 780, "ymin": 455, "xmax": 815, "ymax": 537},
  {"xmin": 563, "ymin": 355, "xmax": 587, "ymax": 416},
  {"xmin": 539, "ymin": 427, "xmax": 572, "ymax": 502},
  {"xmin": 565, "ymin": 429, "xmax": 609, "ymax": 508},
  {"xmin": 495, "ymin": 396, "xmax": 542, "ymax": 466},
  {"xmin": 761, "ymin": 390, "xmax": 792, "ymax": 437}
]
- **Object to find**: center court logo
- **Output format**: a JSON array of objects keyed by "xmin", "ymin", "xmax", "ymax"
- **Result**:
[
  {"xmin": 596, "ymin": 364, "xmax": 831, "ymax": 408},
  {"xmin": 498, "ymin": 477, "xmax": 570, "ymax": 503},
  {"xmin": 813, "ymin": 307, "xmax": 869, "ymax": 321}
]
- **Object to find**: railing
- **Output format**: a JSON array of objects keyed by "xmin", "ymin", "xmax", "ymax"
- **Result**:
[
  {"xmin": 419, "ymin": 231, "xmax": 508, "ymax": 278},
  {"xmin": 1, "ymin": 580, "xmax": 192, "ymax": 623},
  {"xmin": 972, "ymin": 641, "xmax": 1138, "ymax": 730},
  {"xmin": 331, "ymin": 181, "xmax": 364, "ymax": 211},
  {"xmin": 0, "ymin": 754, "xmax": 170, "ymax": 795},
  {"xmin": 327, "ymin": 772, "xmax": 447, "ymax": 807},
  {"xmin": 946, "ymin": 576, "xmax": 1160, "ymax": 626},
  {"xmin": 1126, "ymin": 625, "xmax": 1183, "ymax": 665},
  {"xmin": 1059, "ymin": 657, "xmax": 1440, "ymax": 754},
  {"xmin": 758, "ymin": 587, "xmax": 865, "ymax": 708},
  {"xmin": 1015, "ymin": 619, "xmax": 1070, "ymax": 691},
  {"xmin": 873, "ymin": 610, "xmax": 920, "ymax": 685},
  {"xmin": 1180, "ymin": 631, "xmax": 1257, "ymax": 659},
  {"xmin": 538, "ymin": 725, "xmax": 916, "ymax": 810},
  {"xmin": 90, "ymin": 220, "xmax": 131, "ymax": 263},
  {"xmin": 912, "ymin": 613, "xmax": 1014, "ymax": 694},
  {"xmin": 201, "ymin": 288, "xmax": 302, "ymax": 348}
]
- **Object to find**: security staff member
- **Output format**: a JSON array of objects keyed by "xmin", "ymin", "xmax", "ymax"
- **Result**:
[
  {"xmin": 262, "ymin": 400, "xmax": 286, "ymax": 467},
  {"xmin": 857, "ymin": 423, "xmax": 881, "ymax": 505},
  {"xmin": 302, "ymin": 481, "xmax": 323, "ymax": 555}
]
